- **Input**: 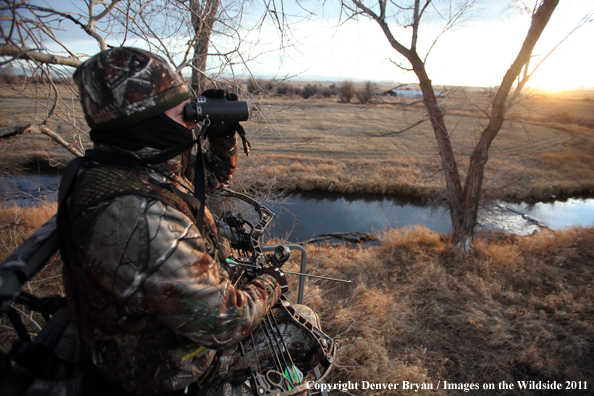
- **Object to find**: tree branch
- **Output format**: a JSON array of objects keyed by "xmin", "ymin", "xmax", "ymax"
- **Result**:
[
  {"xmin": 0, "ymin": 123, "xmax": 82, "ymax": 157},
  {"xmin": 482, "ymin": 0, "xmax": 559, "ymax": 149},
  {"xmin": 367, "ymin": 117, "xmax": 429, "ymax": 138},
  {"xmin": 352, "ymin": 0, "xmax": 411, "ymax": 58},
  {"xmin": 412, "ymin": 0, "xmax": 420, "ymax": 51},
  {"xmin": 0, "ymin": 43, "xmax": 82, "ymax": 68}
]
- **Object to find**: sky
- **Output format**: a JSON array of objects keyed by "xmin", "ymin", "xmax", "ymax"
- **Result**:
[
  {"xmin": 229, "ymin": 0, "xmax": 594, "ymax": 91},
  {"xmin": 16, "ymin": 0, "xmax": 594, "ymax": 91}
]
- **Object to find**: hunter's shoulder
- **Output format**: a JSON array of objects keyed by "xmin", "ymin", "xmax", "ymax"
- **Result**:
[{"xmin": 70, "ymin": 166, "xmax": 195, "ymax": 220}]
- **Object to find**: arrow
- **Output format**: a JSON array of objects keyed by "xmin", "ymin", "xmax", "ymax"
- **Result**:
[{"xmin": 226, "ymin": 259, "xmax": 352, "ymax": 284}]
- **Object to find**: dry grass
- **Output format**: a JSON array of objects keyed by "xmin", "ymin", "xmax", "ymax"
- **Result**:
[
  {"xmin": 0, "ymin": 204, "xmax": 62, "ymax": 352},
  {"xmin": 0, "ymin": 84, "xmax": 88, "ymax": 171},
  {"xmin": 281, "ymin": 226, "xmax": 594, "ymax": 395},
  {"xmin": 1, "ymin": 200, "xmax": 593, "ymax": 393},
  {"xmin": 233, "ymin": 86, "xmax": 594, "ymax": 202},
  {"xmin": 3, "ymin": 82, "xmax": 594, "ymax": 201}
]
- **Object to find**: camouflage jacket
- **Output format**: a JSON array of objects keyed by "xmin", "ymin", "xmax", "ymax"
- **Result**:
[{"xmin": 60, "ymin": 136, "xmax": 282, "ymax": 394}]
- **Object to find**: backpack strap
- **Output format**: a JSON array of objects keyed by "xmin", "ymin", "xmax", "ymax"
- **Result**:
[
  {"xmin": 57, "ymin": 156, "xmax": 91, "ymax": 260},
  {"xmin": 67, "ymin": 166, "xmax": 198, "ymax": 224}
]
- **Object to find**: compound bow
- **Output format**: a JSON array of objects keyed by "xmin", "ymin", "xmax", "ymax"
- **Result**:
[{"xmin": 212, "ymin": 188, "xmax": 337, "ymax": 396}]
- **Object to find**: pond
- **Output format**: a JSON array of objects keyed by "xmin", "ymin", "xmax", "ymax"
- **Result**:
[
  {"xmin": 2, "ymin": 174, "xmax": 594, "ymax": 242},
  {"xmin": 265, "ymin": 192, "xmax": 594, "ymax": 242},
  {"xmin": 264, "ymin": 192, "xmax": 451, "ymax": 242},
  {"xmin": 0, "ymin": 173, "xmax": 61, "ymax": 206}
]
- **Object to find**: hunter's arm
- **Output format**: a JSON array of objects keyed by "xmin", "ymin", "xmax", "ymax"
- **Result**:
[
  {"xmin": 204, "ymin": 134, "xmax": 238, "ymax": 189},
  {"xmin": 80, "ymin": 195, "xmax": 281, "ymax": 349}
]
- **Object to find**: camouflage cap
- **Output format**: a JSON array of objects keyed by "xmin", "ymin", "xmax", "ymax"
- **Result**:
[{"xmin": 73, "ymin": 47, "xmax": 190, "ymax": 130}]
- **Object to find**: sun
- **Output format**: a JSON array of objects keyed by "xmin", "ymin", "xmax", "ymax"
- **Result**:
[
  {"xmin": 531, "ymin": 77, "xmax": 577, "ymax": 93},
  {"xmin": 528, "ymin": 65, "xmax": 585, "ymax": 93},
  {"xmin": 525, "ymin": 44, "xmax": 592, "ymax": 93}
]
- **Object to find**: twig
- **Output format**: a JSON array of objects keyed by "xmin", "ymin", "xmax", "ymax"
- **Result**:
[
  {"xmin": 366, "ymin": 117, "xmax": 429, "ymax": 139},
  {"xmin": 10, "ymin": 305, "xmax": 43, "ymax": 331},
  {"xmin": 0, "ymin": 123, "xmax": 82, "ymax": 157}
]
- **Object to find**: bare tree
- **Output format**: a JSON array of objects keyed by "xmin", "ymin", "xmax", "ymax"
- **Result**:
[
  {"xmin": 190, "ymin": 0, "xmax": 221, "ymax": 94},
  {"xmin": 0, "ymin": 0, "xmax": 293, "ymax": 161},
  {"xmin": 109, "ymin": 0, "xmax": 240, "ymax": 94},
  {"xmin": 343, "ymin": 0, "xmax": 560, "ymax": 253}
]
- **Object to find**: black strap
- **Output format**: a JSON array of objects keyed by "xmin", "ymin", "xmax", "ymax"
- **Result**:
[
  {"xmin": 194, "ymin": 138, "xmax": 206, "ymax": 234},
  {"xmin": 236, "ymin": 123, "xmax": 251, "ymax": 156},
  {"xmin": 161, "ymin": 183, "xmax": 203, "ymax": 215},
  {"xmin": 57, "ymin": 156, "xmax": 90, "ymax": 258}
]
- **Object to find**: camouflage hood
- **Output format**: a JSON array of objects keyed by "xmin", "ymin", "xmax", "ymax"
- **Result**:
[{"xmin": 73, "ymin": 47, "xmax": 190, "ymax": 130}]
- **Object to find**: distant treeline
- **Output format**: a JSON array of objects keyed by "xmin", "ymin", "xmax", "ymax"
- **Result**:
[
  {"xmin": 0, "ymin": 64, "xmax": 425, "ymax": 105},
  {"xmin": 244, "ymin": 77, "xmax": 384, "ymax": 104}
]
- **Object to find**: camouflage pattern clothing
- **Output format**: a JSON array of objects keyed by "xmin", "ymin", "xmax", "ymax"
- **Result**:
[
  {"xmin": 61, "ymin": 135, "xmax": 284, "ymax": 394},
  {"xmin": 73, "ymin": 47, "xmax": 190, "ymax": 130}
]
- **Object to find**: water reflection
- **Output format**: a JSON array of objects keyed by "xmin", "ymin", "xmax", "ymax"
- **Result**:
[
  {"xmin": 267, "ymin": 191, "xmax": 451, "ymax": 242},
  {"xmin": 1, "ymin": 174, "xmax": 594, "ymax": 240},
  {"xmin": 507, "ymin": 199, "xmax": 594, "ymax": 230},
  {"xmin": 268, "ymin": 192, "xmax": 594, "ymax": 242},
  {"xmin": 0, "ymin": 173, "xmax": 61, "ymax": 205}
]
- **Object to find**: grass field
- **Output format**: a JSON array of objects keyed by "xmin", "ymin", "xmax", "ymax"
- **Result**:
[
  {"xmin": 2, "ymin": 82, "xmax": 594, "ymax": 202},
  {"xmin": 236, "ymin": 86, "xmax": 594, "ymax": 202}
]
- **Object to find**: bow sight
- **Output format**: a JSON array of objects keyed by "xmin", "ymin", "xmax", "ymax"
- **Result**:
[{"xmin": 271, "ymin": 245, "xmax": 291, "ymax": 267}]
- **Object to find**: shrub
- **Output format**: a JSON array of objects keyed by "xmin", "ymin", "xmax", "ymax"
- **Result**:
[
  {"xmin": 276, "ymin": 83, "xmax": 297, "ymax": 96},
  {"xmin": 320, "ymin": 85, "xmax": 338, "ymax": 98},
  {"xmin": 356, "ymin": 81, "xmax": 376, "ymax": 104},
  {"xmin": 246, "ymin": 77, "xmax": 273, "ymax": 95},
  {"xmin": 338, "ymin": 80, "xmax": 354, "ymax": 103},
  {"xmin": 300, "ymin": 84, "xmax": 318, "ymax": 99}
]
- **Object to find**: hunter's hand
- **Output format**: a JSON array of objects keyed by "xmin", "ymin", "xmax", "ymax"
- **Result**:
[
  {"xmin": 201, "ymin": 89, "xmax": 242, "ymax": 140},
  {"xmin": 260, "ymin": 266, "xmax": 288, "ymax": 295}
]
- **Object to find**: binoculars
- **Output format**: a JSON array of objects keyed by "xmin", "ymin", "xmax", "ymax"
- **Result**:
[{"xmin": 183, "ymin": 95, "xmax": 249, "ymax": 123}]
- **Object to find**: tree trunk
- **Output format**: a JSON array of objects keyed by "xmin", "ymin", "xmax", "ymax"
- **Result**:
[
  {"xmin": 457, "ymin": 0, "xmax": 559, "ymax": 252},
  {"xmin": 190, "ymin": 0, "xmax": 220, "ymax": 94},
  {"xmin": 408, "ymin": 52, "xmax": 466, "ymax": 244}
]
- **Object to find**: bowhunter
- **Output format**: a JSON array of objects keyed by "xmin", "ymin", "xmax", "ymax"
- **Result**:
[{"xmin": 58, "ymin": 47, "xmax": 324, "ymax": 395}]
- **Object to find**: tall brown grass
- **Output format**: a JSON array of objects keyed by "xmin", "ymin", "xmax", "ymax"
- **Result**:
[
  {"xmin": 0, "ymin": 204, "xmax": 61, "ymax": 352},
  {"xmin": 282, "ymin": 226, "xmax": 594, "ymax": 395}
]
